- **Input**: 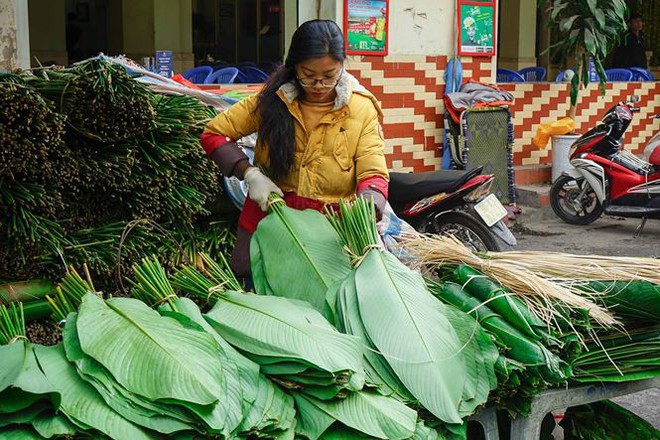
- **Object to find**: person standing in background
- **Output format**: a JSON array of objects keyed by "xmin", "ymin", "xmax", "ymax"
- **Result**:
[{"xmin": 612, "ymin": 12, "xmax": 648, "ymax": 69}]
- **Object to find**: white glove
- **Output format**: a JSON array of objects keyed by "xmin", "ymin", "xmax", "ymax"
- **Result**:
[{"xmin": 244, "ymin": 167, "xmax": 283, "ymax": 211}]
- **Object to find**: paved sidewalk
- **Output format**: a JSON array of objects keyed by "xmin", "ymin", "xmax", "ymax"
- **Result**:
[{"xmin": 510, "ymin": 204, "xmax": 660, "ymax": 258}]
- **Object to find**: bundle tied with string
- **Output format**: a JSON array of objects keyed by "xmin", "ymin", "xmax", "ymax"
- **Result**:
[{"xmin": 326, "ymin": 198, "xmax": 499, "ymax": 425}]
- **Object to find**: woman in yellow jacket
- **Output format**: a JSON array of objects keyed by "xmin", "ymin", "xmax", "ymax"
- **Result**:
[{"xmin": 201, "ymin": 20, "xmax": 389, "ymax": 277}]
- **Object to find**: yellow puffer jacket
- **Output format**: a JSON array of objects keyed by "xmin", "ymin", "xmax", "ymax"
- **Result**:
[{"xmin": 204, "ymin": 72, "xmax": 389, "ymax": 203}]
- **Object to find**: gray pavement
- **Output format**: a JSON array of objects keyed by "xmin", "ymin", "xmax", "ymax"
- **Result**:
[{"xmin": 510, "ymin": 204, "xmax": 660, "ymax": 432}]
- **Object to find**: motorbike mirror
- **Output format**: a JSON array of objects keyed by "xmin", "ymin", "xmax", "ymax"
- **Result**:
[{"xmin": 627, "ymin": 95, "xmax": 640, "ymax": 103}]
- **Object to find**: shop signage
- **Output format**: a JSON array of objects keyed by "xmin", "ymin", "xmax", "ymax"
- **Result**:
[
  {"xmin": 457, "ymin": 0, "xmax": 497, "ymax": 57},
  {"xmin": 155, "ymin": 50, "xmax": 173, "ymax": 78},
  {"xmin": 344, "ymin": 0, "xmax": 389, "ymax": 56}
]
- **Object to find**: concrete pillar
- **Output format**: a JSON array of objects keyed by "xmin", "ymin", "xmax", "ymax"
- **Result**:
[
  {"xmin": 498, "ymin": 0, "xmax": 537, "ymax": 70},
  {"xmin": 122, "ymin": 0, "xmax": 194, "ymax": 74},
  {"xmin": 0, "ymin": 0, "xmax": 30, "ymax": 70},
  {"xmin": 121, "ymin": 0, "xmax": 155, "ymax": 66},
  {"xmin": 154, "ymin": 0, "xmax": 194, "ymax": 73},
  {"xmin": 283, "ymin": 0, "xmax": 297, "ymax": 57},
  {"xmin": 27, "ymin": 0, "xmax": 66, "ymax": 66}
]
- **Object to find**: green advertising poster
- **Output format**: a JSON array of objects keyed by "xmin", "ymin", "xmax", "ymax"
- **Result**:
[
  {"xmin": 344, "ymin": 0, "xmax": 389, "ymax": 56},
  {"xmin": 459, "ymin": 3, "xmax": 495, "ymax": 56}
]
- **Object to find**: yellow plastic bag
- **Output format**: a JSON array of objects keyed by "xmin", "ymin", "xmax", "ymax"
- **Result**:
[{"xmin": 532, "ymin": 118, "xmax": 575, "ymax": 149}]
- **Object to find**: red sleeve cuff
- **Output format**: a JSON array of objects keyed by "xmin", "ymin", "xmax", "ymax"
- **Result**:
[
  {"xmin": 200, "ymin": 131, "xmax": 233, "ymax": 156},
  {"xmin": 357, "ymin": 175, "xmax": 389, "ymax": 199}
]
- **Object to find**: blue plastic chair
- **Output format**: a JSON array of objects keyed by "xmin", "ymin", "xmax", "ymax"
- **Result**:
[
  {"xmin": 182, "ymin": 66, "xmax": 213, "ymax": 84},
  {"xmin": 518, "ymin": 67, "xmax": 547, "ymax": 81},
  {"xmin": 605, "ymin": 68, "xmax": 633, "ymax": 82},
  {"xmin": 239, "ymin": 66, "xmax": 269, "ymax": 83},
  {"xmin": 629, "ymin": 67, "xmax": 654, "ymax": 81},
  {"xmin": 204, "ymin": 67, "xmax": 240, "ymax": 84},
  {"xmin": 496, "ymin": 68, "xmax": 526, "ymax": 83}
]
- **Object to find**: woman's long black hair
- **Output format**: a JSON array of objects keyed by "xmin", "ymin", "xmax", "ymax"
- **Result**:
[{"xmin": 255, "ymin": 20, "xmax": 346, "ymax": 181}]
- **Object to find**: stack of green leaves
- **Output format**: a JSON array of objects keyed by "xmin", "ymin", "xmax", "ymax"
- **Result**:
[
  {"xmin": 325, "ymin": 198, "xmax": 498, "ymax": 426},
  {"xmin": 250, "ymin": 197, "xmax": 352, "ymax": 316},
  {"xmin": 0, "ymin": 301, "xmax": 151, "ymax": 439},
  {"xmin": 176, "ymin": 249, "xmax": 366, "ymax": 399},
  {"xmin": 172, "ymin": 254, "xmax": 442, "ymax": 440},
  {"xmin": 62, "ymin": 292, "xmax": 242, "ymax": 437},
  {"xmin": 293, "ymin": 390, "xmax": 420, "ymax": 440},
  {"xmin": 559, "ymin": 400, "xmax": 660, "ymax": 439},
  {"xmin": 204, "ymin": 290, "xmax": 366, "ymax": 400},
  {"xmin": 138, "ymin": 256, "xmax": 297, "ymax": 438},
  {"xmin": 571, "ymin": 326, "xmax": 660, "ymax": 383},
  {"xmin": 426, "ymin": 280, "xmax": 571, "ymax": 416},
  {"xmin": 579, "ymin": 280, "xmax": 660, "ymax": 324}
]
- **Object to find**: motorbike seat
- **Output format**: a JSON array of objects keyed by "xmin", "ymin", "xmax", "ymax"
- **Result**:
[{"xmin": 388, "ymin": 167, "xmax": 484, "ymax": 204}]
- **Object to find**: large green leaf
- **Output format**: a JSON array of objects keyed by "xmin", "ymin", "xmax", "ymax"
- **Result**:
[
  {"xmin": 63, "ymin": 312, "xmax": 196, "ymax": 434},
  {"xmin": 0, "ymin": 341, "xmax": 57, "ymax": 401},
  {"xmin": 75, "ymin": 293, "xmax": 227, "ymax": 406},
  {"xmin": 442, "ymin": 304, "xmax": 498, "ymax": 416},
  {"xmin": 0, "ymin": 426, "xmax": 45, "ymax": 439},
  {"xmin": 0, "ymin": 389, "xmax": 44, "ymax": 414},
  {"xmin": 33, "ymin": 344, "xmax": 154, "ymax": 440},
  {"xmin": 293, "ymin": 393, "xmax": 335, "ymax": 440},
  {"xmin": 250, "ymin": 205, "xmax": 352, "ymax": 314},
  {"xmin": 584, "ymin": 281, "xmax": 660, "ymax": 323},
  {"xmin": 333, "ymin": 272, "xmax": 414, "ymax": 403},
  {"xmin": 161, "ymin": 298, "xmax": 247, "ymax": 435},
  {"xmin": 294, "ymin": 391, "xmax": 417, "ymax": 440},
  {"xmin": 0, "ymin": 402, "xmax": 49, "ymax": 428},
  {"xmin": 236, "ymin": 372, "xmax": 296, "ymax": 436},
  {"xmin": 204, "ymin": 290, "xmax": 365, "ymax": 389},
  {"xmin": 31, "ymin": 412, "xmax": 78, "ymax": 438},
  {"xmin": 356, "ymin": 251, "xmax": 466, "ymax": 424}
]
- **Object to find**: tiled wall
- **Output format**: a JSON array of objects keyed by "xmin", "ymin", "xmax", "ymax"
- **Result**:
[
  {"xmin": 347, "ymin": 55, "xmax": 660, "ymax": 172},
  {"xmin": 500, "ymin": 82, "xmax": 660, "ymax": 166},
  {"xmin": 347, "ymin": 55, "xmax": 494, "ymax": 172}
]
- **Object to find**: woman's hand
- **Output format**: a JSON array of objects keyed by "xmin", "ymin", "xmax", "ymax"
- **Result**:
[
  {"xmin": 358, "ymin": 188, "xmax": 386, "ymax": 221},
  {"xmin": 244, "ymin": 167, "xmax": 284, "ymax": 211}
]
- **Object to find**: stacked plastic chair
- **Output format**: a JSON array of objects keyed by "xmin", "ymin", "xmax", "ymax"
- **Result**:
[
  {"xmin": 518, "ymin": 67, "xmax": 547, "ymax": 81},
  {"xmin": 182, "ymin": 66, "xmax": 213, "ymax": 84}
]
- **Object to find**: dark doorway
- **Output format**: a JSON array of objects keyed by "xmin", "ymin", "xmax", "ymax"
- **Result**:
[{"xmin": 193, "ymin": 0, "xmax": 283, "ymax": 69}]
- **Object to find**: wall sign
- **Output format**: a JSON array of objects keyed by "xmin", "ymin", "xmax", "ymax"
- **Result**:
[
  {"xmin": 344, "ymin": 0, "xmax": 389, "ymax": 56},
  {"xmin": 155, "ymin": 50, "xmax": 173, "ymax": 78},
  {"xmin": 458, "ymin": 0, "xmax": 497, "ymax": 57}
]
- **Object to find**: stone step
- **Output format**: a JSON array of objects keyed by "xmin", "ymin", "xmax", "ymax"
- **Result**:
[
  {"xmin": 514, "ymin": 164, "xmax": 552, "ymax": 186},
  {"xmin": 515, "ymin": 184, "xmax": 551, "ymax": 208}
]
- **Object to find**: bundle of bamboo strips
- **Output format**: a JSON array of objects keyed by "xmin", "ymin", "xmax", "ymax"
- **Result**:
[{"xmin": 400, "ymin": 235, "xmax": 620, "ymax": 327}]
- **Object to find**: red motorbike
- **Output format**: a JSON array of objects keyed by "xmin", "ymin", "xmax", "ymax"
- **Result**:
[
  {"xmin": 550, "ymin": 98, "xmax": 660, "ymax": 235},
  {"xmin": 389, "ymin": 166, "xmax": 516, "ymax": 251}
]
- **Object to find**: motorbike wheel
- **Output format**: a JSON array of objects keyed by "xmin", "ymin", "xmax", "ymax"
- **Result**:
[
  {"xmin": 550, "ymin": 175, "xmax": 603, "ymax": 225},
  {"xmin": 429, "ymin": 211, "xmax": 501, "ymax": 252}
]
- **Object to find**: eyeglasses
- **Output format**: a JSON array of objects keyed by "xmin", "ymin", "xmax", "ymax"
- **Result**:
[{"xmin": 296, "ymin": 69, "xmax": 343, "ymax": 88}]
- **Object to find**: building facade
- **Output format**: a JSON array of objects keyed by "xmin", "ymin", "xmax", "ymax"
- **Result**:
[{"xmin": 2, "ymin": 0, "xmax": 659, "ymax": 174}]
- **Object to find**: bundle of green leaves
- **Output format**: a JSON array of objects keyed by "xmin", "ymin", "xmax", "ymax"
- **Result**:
[{"xmin": 250, "ymin": 197, "xmax": 499, "ymax": 431}]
